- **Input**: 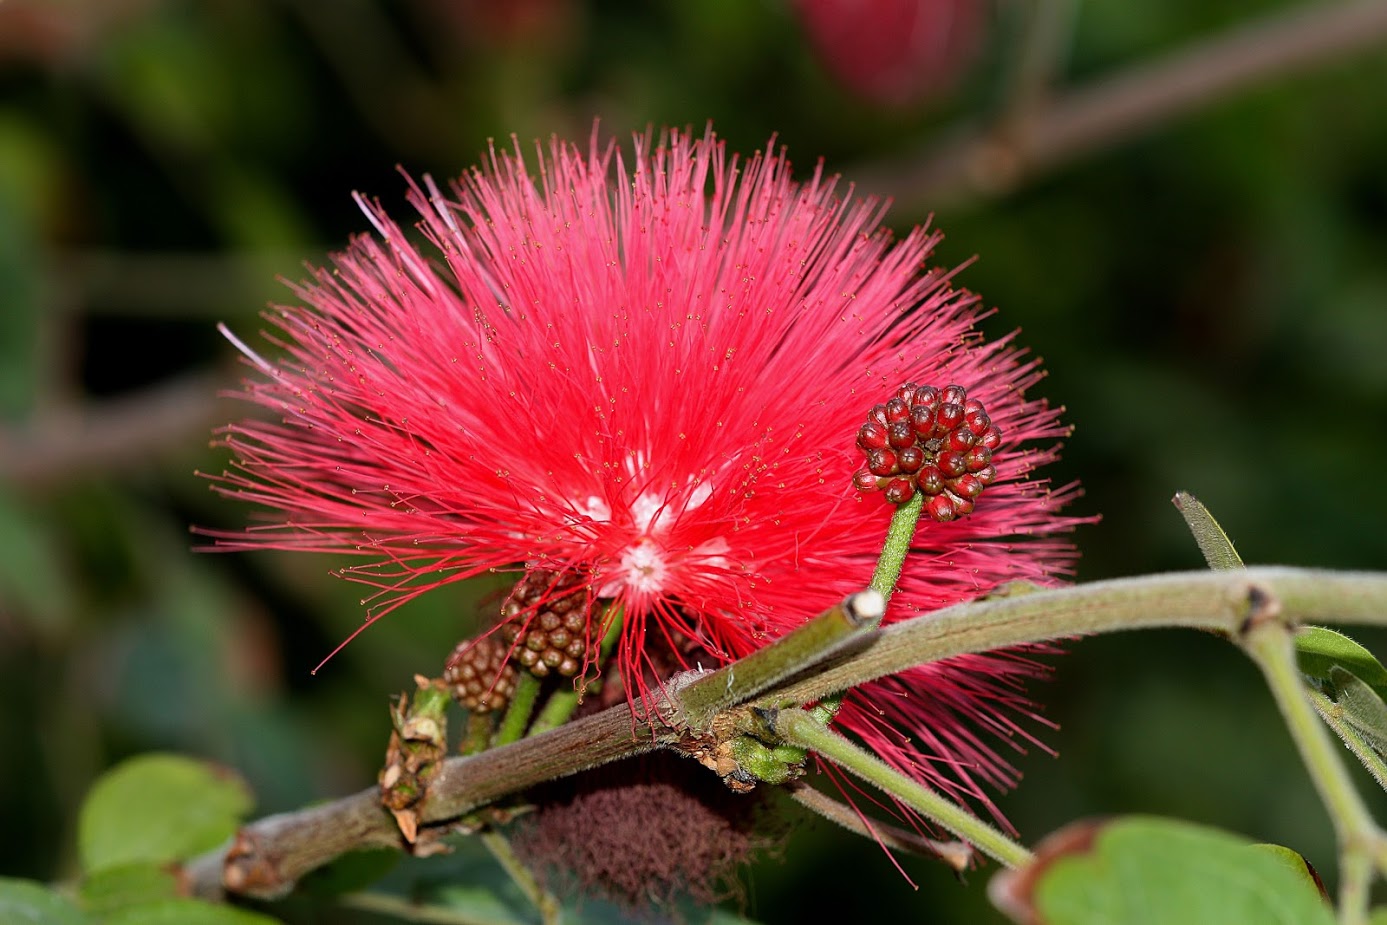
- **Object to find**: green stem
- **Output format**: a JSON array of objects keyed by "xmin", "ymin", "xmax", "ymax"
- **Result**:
[
  {"xmin": 757, "ymin": 568, "xmax": 1387, "ymax": 711},
  {"xmin": 461, "ymin": 712, "xmax": 493, "ymax": 757},
  {"xmin": 1241, "ymin": 619, "xmax": 1385, "ymax": 924},
  {"xmin": 1307, "ymin": 688, "xmax": 1387, "ymax": 792},
  {"xmin": 492, "ymin": 672, "xmax": 542, "ymax": 747},
  {"xmin": 771, "ymin": 707, "xmax": 1033, "ymax": 868},
  {"xmin": 677, "ymin": 591, "xmax": 884, "ymax": 728},
  {"xmin": 479, "ymin": 830, "xmax": 560, "ymax": 925},
  {"xmin": 807, "ymin": 494, "xmax": 926, "ymax": 723},
  {"xmin": 786, "ymin": 782, "xmax": 973, "ymax": 871},
  {"xmin": 869, "ymin": 492, "xmax": 924, "ymax": 602},
  {"xmin": 337, "ymin": 890, "xmax": 518, "ymax": 925},
  {"xmin": 527, "ymin": 603, "xmax": 627, "ymax": 738}
]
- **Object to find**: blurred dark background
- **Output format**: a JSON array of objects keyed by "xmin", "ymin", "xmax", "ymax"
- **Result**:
[{"xmin": 2, "ymin": 0, "xmax": 1386, "ymax": 921}]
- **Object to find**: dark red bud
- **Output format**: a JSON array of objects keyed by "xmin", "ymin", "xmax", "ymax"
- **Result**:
[
  {"xmin": 884, "ymin": 478, "xmax": 915, "ymax": 504},
  {"xmin": 938, "ymin": 451, "xmax": 967, "ymax": 478},
  {"xmin": 947, "ymin": 428, "xmax": 976, "ymax": 452},
  {"xmin": 965, "ymin": 446, "xmax": 992, "ymax": 471},
  {"xmin": 867, "ymin": 448, "xmax": 899, "ymax": 476},
  {"xmin": 853, "ymin": 469, "xmax": 879, "ymax": 491},
  {"xmin": 941, "ymin": 384, "xmax": 967, "ymax": 407},
  {"xmin": 916, "ymin": 465, "xmax": 944, "ymax": 495},
  {"xmin": 936, "ymin": 403, "xmax": 964, "ymax": 432},
  {"xmin": 963, "ymin": 398, "xmax": 984, "ymax": 416},
  {"xmin": 869, "ymin": 405, "xmax": 889, "ymax": 427},
  {"xmin": 952, "ymin": 473, "xmax": 983, "ymax": 499},
  {"xmin": 965, "ymin": 409, "xmax": 991, "ymax": 435},
  {"xmin": 928, "ymin": 494, "xmax": 956, "ymax": 522},
  {"xmin": 894, "ymin": 382, "xmax": 918, "ymax": 403},
  {"xmin": 897, "ymin": 445, "xmax": 924, "ymax": 473},
  {"xmin": 857, "ymin": 420, "xmax": 889, "ymax": 450},
  {"xmin": 974, "ymin": 464, "xmax": 997, "ymax": 485},
  {"xmin": 980, "ymin": 426, "xmax": 1002, "ymax": 450},
  {"xmin": 911, "ymin": 385, "xmax": 940, "ymax": 411},
  {"xmin": 951, "ymin": 495, "xmax": 974, "ymax": 516},
  {"xmin": 885, "ymin": 397, "xmax": 910, "ymax": 424},
  {"xmin": 910, "ymin": 405, "xmax": 935, "ymax": 436}
]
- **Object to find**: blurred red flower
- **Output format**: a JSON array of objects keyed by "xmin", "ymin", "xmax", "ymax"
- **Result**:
[{"xmin": 794, "ymin": 0, "xmax": 988, "ymax": 107}]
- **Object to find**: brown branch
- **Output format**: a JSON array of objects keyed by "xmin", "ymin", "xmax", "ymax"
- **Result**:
[
  {"xmin": 185, "ymin": 701, "xmax": 662, "ymax": 901},
  {"xmin": 0, "ymin": 372, "xmax": 230, "ymax": 490},
  {"xmin": 851, "ymin": 0, "xmax": 1387, "ymax": 212},
  {"xmin": 179, "ymin": 567, "xmax": 1387, "ymax": 904}
]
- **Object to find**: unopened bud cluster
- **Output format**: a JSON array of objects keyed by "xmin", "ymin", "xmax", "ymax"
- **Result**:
[
  {"xmin": 501, "ymin": 569, "xmax": 592, "ymax": 678},
  {"xmin": 853, "ymin": 382, "xmax": 1000, "ymax": 522},
  {"xmin": 443, "ymin": 636, "xmax": 518, "ymax": 713}
]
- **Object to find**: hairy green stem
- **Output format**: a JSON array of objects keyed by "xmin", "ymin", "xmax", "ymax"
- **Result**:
[
  {"xmin": 479, "ymin": 830, "xmax": 560, "ymax": 925},
  {"xmin": 771, "ymin": 707, "xmax": 1033, "ymax": 868},
  {"xmin": 1307, "ymin": 689, "xmax": 1387, "ymax": 792},
  {"xmin": 1241, "ymin": 618, "xmax": 1384, "ymax": 925},
  {"xmin": 461, "ymin": 712, "xmax": 493, "ymax": 757},
  {"xmin": 492, "ymin": 672, "xmax": 542, "ymax": 747},
  {"xmin": 677, "ymin": 590, "xmax": 884, "ymax": 728},
  {"xmin": 869, "ymin": 492, "xmax": 924, "ymax": 602},
  {"xmin": 785, "ymin": 782, "xmax": 973, "ymax": 871},
  {"xmin": 758, "ymin": 568, "xmax": 1387, "ymax": 710}
]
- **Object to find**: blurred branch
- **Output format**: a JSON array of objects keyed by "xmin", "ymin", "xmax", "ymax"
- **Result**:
[
  {"xmin": 853, "ymin": 0, "xmax": 1387, "ymax": 212},
  {"xmin": 181, "ymin": 567, "xmax": 1387, "ymax": 902},
  {"xmin": 0, "ymin": 372, "xmax": 229, "ymax": 490},
  {"xmin": 284, "ymin": 0, "xmax": 467, "ymax": 160},
  {"xmin": 997, "ymin": 0, "xmax": 1077, "ymax": 131},
  {"xmin": 60, "ymin": 250, "xmax": 308, "ymax": 317}
]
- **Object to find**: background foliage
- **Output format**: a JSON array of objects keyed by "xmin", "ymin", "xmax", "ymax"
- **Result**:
[{"xmin": 1, "ymin": 1, "xmax": 1386, "ymax": 921}]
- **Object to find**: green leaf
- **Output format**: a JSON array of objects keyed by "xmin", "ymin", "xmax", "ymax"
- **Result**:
[
  {"xmin": 102, "ymin": 899, "xmax": 281, "ymax": 925},
  {"xmin": 1370, "ymin": 908, "xmax": 1387, "ymax": 925},
  {"xmin": 1296, "ymin": 626, "xmax": 1387, "ymax": 701},
  {"xmin": 0, "ymin": 878, "xmax": 89, "ymax": 925},
  {"xmin": 78, "ymin": 754, "xmax": 253, "ymax": 873},
  {"xmin": 1172, "ymin": 491, "xmax": 1244, "ymax": 570},
  {"xmin": 991, "ymin": 817, "xmax": 1335, "ymax": 925},
  {"xmin": 1327, "ymin": 665, "xmax": 1387, "ymax": 753},
  {"xmin": 1248, "ymin": 844, "xmax": 1328, "ymax": 900},
  {"xmin": 78, "ymin": 864, "xmax": 181, "ymax": 918}
]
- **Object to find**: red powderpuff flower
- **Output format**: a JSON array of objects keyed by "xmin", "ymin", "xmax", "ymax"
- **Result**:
[
  {"xmin": 793, "ymin": 0, "xmax": 988, "ymax": 108},
  {"xmin": 207, "ymin": 126, "xmax": 1083, "ymax": 828}
]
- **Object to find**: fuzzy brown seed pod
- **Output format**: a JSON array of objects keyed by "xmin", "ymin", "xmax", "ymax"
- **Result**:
[
  {"xmin": 443, "ymin": 636, "xmax": 518, "ymax": 714},
  {"xmin": 500, "ymin": 569, "xmax": 592, "ymax": 678}
]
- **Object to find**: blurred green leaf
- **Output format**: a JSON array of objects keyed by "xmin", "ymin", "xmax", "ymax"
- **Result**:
[
  {"xmin": 0, "ymin": 189, "xmax": 42, "ymax": 419},
  {"xmin": 78, "ymin": 864, "xmax": 181, "ymax": 918},
  {"xmin": 0, "ymin": 878, "xmax": 89, "ymax": 925},
  {"xmin": 1296, "ymin": 626, "xmax": 1387, "ymax": 702},
  {"xmin": 1248, "ymin": 844, "xmax": 1328, "ymax": 901},
  {"xmin": 0, "ymin": 489, "xmax": 75, "ymax": 635},
  {"xmin": 102, "ymin": 899, "xmax": 281, "ymax": 925},
  {"xmin": 993, "ymin": 816, "xmax": 1335, "ymax": 925},
  {"xmin": 297, "ymin": 848, "xmax": 400, "ymax": 898},
  {"xmin": 78, "ymin": 754, "xmax": 253, "ymax": 873},
  {"xmin": 1172, "ymin": 491, "xmax": 1244, "ymax": 570}
]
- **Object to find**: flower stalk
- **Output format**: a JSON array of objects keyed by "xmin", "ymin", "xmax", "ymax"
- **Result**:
[{"xmin": 769, "ymin": 706, "xmax": 1033, "ymax": 868}]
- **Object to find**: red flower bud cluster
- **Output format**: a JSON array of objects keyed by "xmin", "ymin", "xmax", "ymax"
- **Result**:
[{"xmin": 853, "ymin": 382, "xmax": 1000, "ymax": 521}]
